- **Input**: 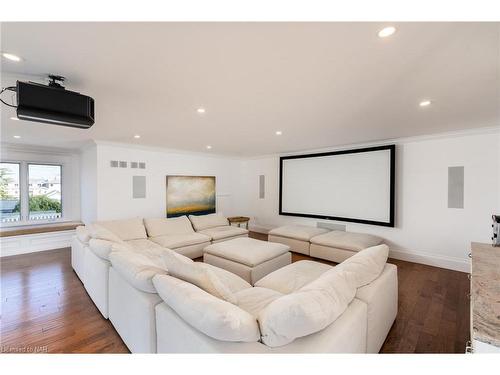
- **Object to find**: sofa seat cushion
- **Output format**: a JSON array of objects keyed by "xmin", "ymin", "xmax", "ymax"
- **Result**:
[
  {"xmin": 162, "ymin": 249, "xmax": 238, "ymax": 304},
  {"xmin": 257, "ymin": 266, "xmax": 357, "ymax": 347},
  {"xmin": 95, "ymin": 218, "xmax": 147, "ymax": 241},
  {"xmin": 204, "ymin": 237, "xmax": 289, "ymax": 267},
  {"xmin": 198, "ymin": 226, "xmax": 248, "ymax": 241},
  {"xmin": 144, "ymin": 216, "xmax": 195, "ymax": 237},
  {"xmin": 268, "ymin": 225, "xmax": 329, "ymax": 242},
  {"xmin": 255, "ymin": 260, "xmax": 333, "ymax": 294},
  {"xmin": 234, "ymin": 287, "xmax": 284, "ymax": 317},
  {"xmin": 150, "ymin": 233, "xmax": 210, "ymax": 249},
  {"xmin": 153, "ymin": 274, "xmax": 261, "ymax": 343},
  {"xmin": 109, "ymin": 250, "xmax": 167, "ymax": 293},
  {"xmin": 310, "ymin": 230, "xmax": 383, "ymax": 252},
  {"xmin": 189, "ymin": 213, "xmax": 229, "ymax": 231}
]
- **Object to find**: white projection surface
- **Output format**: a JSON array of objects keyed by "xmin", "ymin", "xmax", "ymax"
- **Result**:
[{"xmin": 280, "ymin": 148, "xmax": 393, "ymax": 225}]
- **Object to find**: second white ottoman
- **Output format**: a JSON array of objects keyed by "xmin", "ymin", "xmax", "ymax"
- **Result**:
[{"xmin": 203, "ymin": 237, "xmax": 291, "ymax": 284}]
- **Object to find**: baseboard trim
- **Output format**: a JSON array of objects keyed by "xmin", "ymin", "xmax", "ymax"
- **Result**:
[
  {"xmin": 0, "ymin": 230, "xmax": 75, "ymax": 257},
  {"xmin": 389, "ymin": 248, "xmax": 470, "ymax": 273}
]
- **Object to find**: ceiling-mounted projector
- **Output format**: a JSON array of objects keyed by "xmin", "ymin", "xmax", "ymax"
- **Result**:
[{"xmin": 13, "ymin": 75, "xmax": 95, "ymax": 128}]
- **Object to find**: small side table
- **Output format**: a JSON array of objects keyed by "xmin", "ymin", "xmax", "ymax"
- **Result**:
[{"xmin": 227, "ymin": 216, "xmax": 250, "ymax": 229}]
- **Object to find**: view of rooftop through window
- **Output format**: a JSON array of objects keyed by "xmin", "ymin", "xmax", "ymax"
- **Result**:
[
  {"xmin": 28, "ymin": 164, "xmax": 62, "ymax": 221},
  {"xmin": 0, "ymin": 163, "xmax": 21, "ymax": 223}
]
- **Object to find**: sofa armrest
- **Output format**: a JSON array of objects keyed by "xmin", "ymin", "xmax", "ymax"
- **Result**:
[{"xmin": 354, "ymin": 263, "xmax": 398, "ymax": 353}]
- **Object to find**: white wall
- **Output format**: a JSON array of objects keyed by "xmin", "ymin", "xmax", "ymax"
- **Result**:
[
  {"xmin": 80, "ymin": 143, "xmax": 98, "ymax": 224},
  {"xmin": 88, "ymin": 142, "xmax": 245, "ymax": 222},
  {"xmin": 241, "ymin": 130, "xmax": 500, "ymax": 272}
]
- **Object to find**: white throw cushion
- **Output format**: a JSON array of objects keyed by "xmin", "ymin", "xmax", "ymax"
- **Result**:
[
  {"xmin": 255, "ymin": 260, "xmax": 333, "ymax": 294},
  {"xmin": 161, "ymin": 249, "xmax": 237, "ymax": 304},
  {"xmin": 204, "ymin": 263, "xmax": 252, "ymax": 294},
  {"xmin": 189, "ymin": 213, "xmax": 228, "ymax": 231},
  {"xmin": 89, "ymin": 238, "xmax": 129, "ymax": 260},
  {"xmin": 110, "ymin": 250, "xmax": 167, "ymax": 293},
  {"xmin": 76, "ymin": 225, "xmax": 91, "ymax": 244},
  {"xmin": 144, "ymin": 216, "xmax": 194, "ymax": 237},
  {"xmin": 153, "ymin": 274, "xmax": 260, "ymax": 342},
  {"xmin": 234, "ymin": 287, "xmax": 284, "ymax": 317},
  {"xmin": 89, "ymin": 224, "xmax": 126, "ymax": 244},
  {"xmin": 335, "ymin": 244, "xmax": 389, "ymax": 288},
  {"xmin": 257, "ymin": 267, "xmax": 356, "ymax": 347},
  {"xmin": 95, "ymin": 218, "xmax": 147, "ymax": 241}
]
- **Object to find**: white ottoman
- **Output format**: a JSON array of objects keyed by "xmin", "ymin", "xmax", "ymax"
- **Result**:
[
  {"xmin": 203, "ymin": 237, "xmax": 292, "ymax": 284},
  {"xmin": 310, "ymin": 230, "xmax": 383, "ymax": 263},
  {"xmin": 268, "ymin": 225, "xmax": 330, "ymax": 255}
]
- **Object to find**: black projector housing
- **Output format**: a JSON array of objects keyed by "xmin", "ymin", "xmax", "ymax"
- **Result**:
[{"xmin": 16, "ymin": 81, "xmax": 95, "ymax": 128}]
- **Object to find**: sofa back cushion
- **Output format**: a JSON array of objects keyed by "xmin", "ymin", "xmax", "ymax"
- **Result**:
[
  {"xmin": 335, "ymin": 244, "xmax": 389, "ymax": 288},
  {"xmin": 110, "ymin": 250, "xmax": 167, "ymax": 293},
  {"xmin": 95, "ymin": 218, "xmax": 147, "ymax": 241},
  {"xmin": 153, "ymin": 274, "xmax": 260, "ymax": 343},
  {"xmin": 257, "ymin": 267, "xmax": 356, "ymax": 347},
  {"xmin": 144, "ymin": 216, "xmax": 194, "ymax": 238},
  {"xmin": 161, "ymin": 249, "xmax": 237, "ymax": 304},
  {"xmin": 188, "ymin": 213, "xmax": 228, "ymax": 231}
]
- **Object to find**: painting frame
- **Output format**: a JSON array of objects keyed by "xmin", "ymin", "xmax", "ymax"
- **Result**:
[{"xmin": 166, "ymin": 175, "xmax": 216, "ymax": 218}]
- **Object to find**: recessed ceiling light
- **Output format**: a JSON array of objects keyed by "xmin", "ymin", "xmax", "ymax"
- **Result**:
[
  {"xmin": 134, "ymin": 134, "xmax": 141, "ymax": 139},
  {"xmin": 2, "ymin": 52, "xmax": 22, "ymax": 62},
  {"xmin": 10, "ymin": 116, "xmax": 19, "ymax": 121},
  {"xmin": 197, "ymin": 108, "xmax": 206, "ymax": 114},
  {"xmin": 13, "ymin": 135, "xmax": 21, "ymax": 139},
  {"xmin": 206, "ymin": 145, "xmax": 212, "ymax": 150},
  {"xmin": 419, "ymin": 100, "xmax": 432, "ymax": 107},
  {"xmin": 378, "ymin": 26, "xmax": 396, "ymax": 38},
  {"xmin": 275, "ymin": 130, "xmax": 282, "ymax": 135}
]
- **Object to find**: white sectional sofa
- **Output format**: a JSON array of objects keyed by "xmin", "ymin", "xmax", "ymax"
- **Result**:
[{"xmin": 153, "ymin": 244, "xmax": 397, "ymax": 353}]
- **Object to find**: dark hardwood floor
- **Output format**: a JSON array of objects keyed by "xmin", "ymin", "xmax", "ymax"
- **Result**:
[{"xmin": 1, "ymin": 232, "xmax": 470, "ymax": 353}]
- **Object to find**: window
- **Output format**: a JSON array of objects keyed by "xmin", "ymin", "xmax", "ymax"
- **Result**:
[
  {"xmin": 28, "ymin": 164, "xmax": 62, "ymax": 221},
  {"xmin": 0, "ymin": 163, "xmax": 21, "ymax": 223},
  {"xmin": 0, "ymin": 161, "xmax": 64, "ymax": 225}
]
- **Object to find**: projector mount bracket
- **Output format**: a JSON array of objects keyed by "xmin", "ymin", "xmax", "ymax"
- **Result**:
[{"xmin": 48, "ymin": 75, "xmax": 66, "ymax": 89}]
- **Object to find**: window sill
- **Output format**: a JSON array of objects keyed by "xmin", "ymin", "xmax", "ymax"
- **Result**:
[{"xmin": 0, "ymin": 221, "xmax": 84, "ymax": 238}]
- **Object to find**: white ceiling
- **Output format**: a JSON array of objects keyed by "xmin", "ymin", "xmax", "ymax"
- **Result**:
[{"xmin": 1, "ymin": 22, "xmax": 499, "ymax": 156}]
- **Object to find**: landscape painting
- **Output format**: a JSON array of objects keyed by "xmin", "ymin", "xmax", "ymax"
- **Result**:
[{"xmin": 166, "ymin": 175, "xmax": 216, "ymax": 217}]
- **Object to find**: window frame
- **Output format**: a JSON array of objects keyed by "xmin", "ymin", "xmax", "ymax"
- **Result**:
[{"xmin": 0, "ymin": 160, "xmax": 66, "ymax": 227}]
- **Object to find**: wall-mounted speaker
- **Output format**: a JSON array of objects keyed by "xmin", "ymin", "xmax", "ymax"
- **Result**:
[
  {"xmin": 448, "ymin": 166, "xmax": 464, "ymax": 209},
  {"xmin": 259, "ymin": 175, "xmax": 265, "ymax": 199},
  {"xmin": 133, "ymin": 176, "xmax": 146, "ymax": 199}
]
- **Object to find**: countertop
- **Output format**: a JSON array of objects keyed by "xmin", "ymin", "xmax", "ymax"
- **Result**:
[{"xmin": 471, "ymin": 242, "xmax": 500, "ymax": 348}]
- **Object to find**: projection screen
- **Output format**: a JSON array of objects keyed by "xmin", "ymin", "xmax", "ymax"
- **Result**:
[{"xmin": 279, "ymin": 145, "xmax": 395, "ymax": 227}]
